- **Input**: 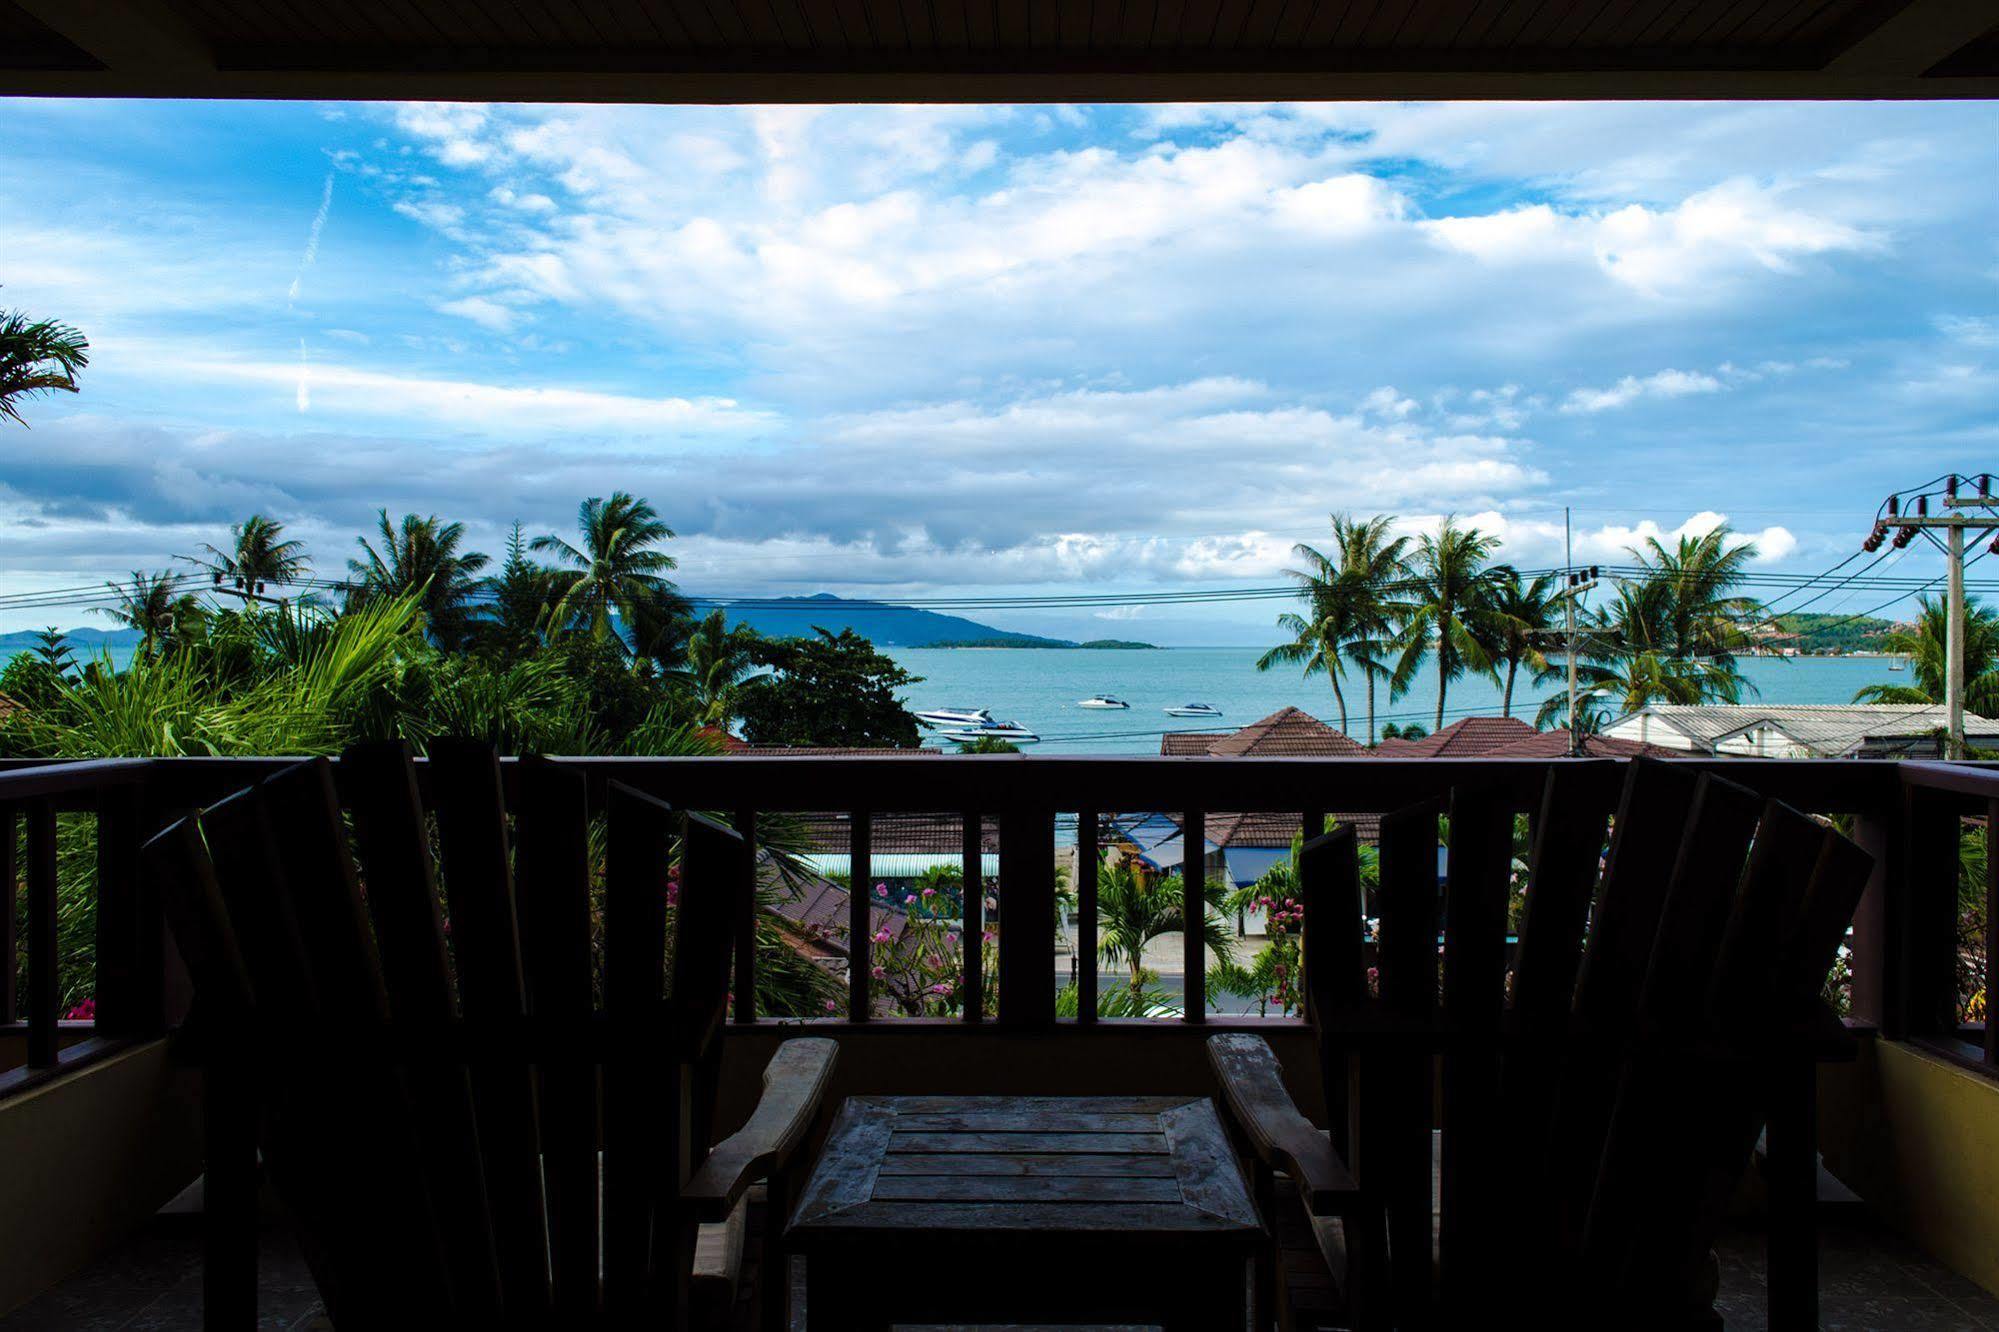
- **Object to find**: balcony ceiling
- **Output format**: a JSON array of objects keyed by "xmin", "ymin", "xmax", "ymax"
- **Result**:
[{"xmin": 0, "ymin": 0, "xmax": 1994, "ymax": 101}]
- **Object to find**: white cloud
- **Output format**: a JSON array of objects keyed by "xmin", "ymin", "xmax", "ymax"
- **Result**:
[
  {"xmin": 437, "ymin": 296, "xmax": 520, "ymax": 332},
  {"xmin": 1561, "ymin": 369, "xmax": 1725, "ymax": 413}
]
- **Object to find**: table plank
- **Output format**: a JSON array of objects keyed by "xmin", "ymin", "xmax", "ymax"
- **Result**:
[
  {"xmin": 893, "ymin": 1111, "xmax": 1166, "ymax": 1133},
  {"xmin": 791, "ymin": 1097, "xmax": 896, "ymax": 1225},
  {"xmin": 796, "ymin": 1200, "xmax": 1251, "ymax": 1232},
  {"xmin": 889, "ymin": 1131, "xmax": 1171, "ymax": 1155},
  {"xmin": 874, "ymin": 1095, "xmax": 1195, "ymax": 1114},
  {"xmin": 1160, "ymin": 1100, "xmax": 1263, "ymax": 1228},
  {"xmin": 878, "ymin": 1153, "xmax": 1179, "ymax": 1178},
  {"xmin": 872, "ymin": 1175, "xmax": 1186, "ymax": 1204}
]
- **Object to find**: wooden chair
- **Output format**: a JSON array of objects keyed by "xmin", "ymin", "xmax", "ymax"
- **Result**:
[
  {"xmin": 144, "ymin": 740, "xmax": 837, "ymax": 1329},
  {"xmin": 1209, "ymin": 758, "xmax": 1873, "ymax": 1330}
]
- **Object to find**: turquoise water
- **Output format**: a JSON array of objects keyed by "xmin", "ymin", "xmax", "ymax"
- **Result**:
[
  {"xmin": 885, "ymin": 649, "xmax": 1913, "ymax": 754},
  {"xmin": 3, "ymin": 643, "xmax": 1909, "ymax": 755}
]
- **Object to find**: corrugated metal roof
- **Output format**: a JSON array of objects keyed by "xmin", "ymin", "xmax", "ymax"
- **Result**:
[{"xmin": 1610, "ymin": 704, "xmax": 1999, "ymax": 756}]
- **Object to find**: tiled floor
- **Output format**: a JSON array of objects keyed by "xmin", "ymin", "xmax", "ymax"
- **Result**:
[{"xmin": 5, "ymin": 1212, "xmax": 1995, "ymax": 1330}]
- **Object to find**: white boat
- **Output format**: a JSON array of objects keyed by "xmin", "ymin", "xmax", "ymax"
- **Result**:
[
  {"xmin": 941, "ymin": 722, "xmax": 1040, "ymax": 744},
  {"xmin": 1888, "ymin": 659, "xmax": 1906, "ymax": 672},
  {"xmin": 1077, "ymin": 694, "xmax": 1130, "ymax": 709},
  {"xmin": 915, "ymin": 707, "xmax": 998, "ymax": 729},
  {"xmin": 1165, "ymin": 703, "xmax": 1222, "ymax": 718}
]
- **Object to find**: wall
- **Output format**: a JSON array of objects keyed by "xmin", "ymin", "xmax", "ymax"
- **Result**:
[
  {"xmin": 0, "ymin": 1040, "xmax": 204, "ymax": 1315},
  {"xmin": 1821, "ymin": 1038, "xmax": 1999, "ymax": 1297}
]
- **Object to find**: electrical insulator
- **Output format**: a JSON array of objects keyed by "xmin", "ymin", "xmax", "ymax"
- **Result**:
[
  {"xmin": 1887, "ymin": 496, "xmax": 1900, "ymax": 518},
  {"xmin": 1916, "ymin": 496, "xmax": 1929, "ymax": 516},
  {"xmin": 1863, "ymin": 524, "xmax": 1887, "ymax": 553},
  {"xmin": 1893, "ymin": 525, "xmax": 1918, "ymax": 550},
  {"xmin": 1948, "ymin": 474, "xmax": 1959, "ymax": 500}
]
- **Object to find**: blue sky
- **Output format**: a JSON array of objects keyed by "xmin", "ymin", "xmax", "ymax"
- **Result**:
[{"xmin": 0, "ymin": 97, "xmax": 1994, "ymax": 643}]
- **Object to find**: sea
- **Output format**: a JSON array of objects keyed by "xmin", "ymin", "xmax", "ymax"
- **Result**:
[
  {"xmin": 3, "ymin": 642, "xmax": 1910, "ymax": 755},
  {"xmin": 885, "ymin": 648, "xmax": 1913, "ymax": 754}
]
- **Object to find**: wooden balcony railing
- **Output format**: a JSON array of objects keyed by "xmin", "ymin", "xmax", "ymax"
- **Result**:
[{"xmin": 1, "ymin": 752, "xmax": 1994, "ymax": 1096}]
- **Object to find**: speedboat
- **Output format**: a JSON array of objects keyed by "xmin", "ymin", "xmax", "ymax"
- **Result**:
[
  {"xmin": 941, "ymin": 721, "xmax": 1040, "ymax": 744},
  {"xmin": 1077, "ymin": 694, "xmax": 1129, "ymax": 709},
  {"xmin": 915, "ymin": 707, "xmax": 998, "ymax": 729},
  {"xmin": 1165, "ymin": 703, "xmax": 1222, "ymax": 718}
]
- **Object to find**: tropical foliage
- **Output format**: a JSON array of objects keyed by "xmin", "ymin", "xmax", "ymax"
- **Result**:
[
  {"xmin": 1851, "ymin": 594, "xmax": 1999, "ymax": 715},
  {"xmin": 735, "ymin": 628, "xmax": 923, "ymax": 748},
  {"xmin": 0, "ymin": 300, "xmax": 88, "ymax": 427},
  {"xmin": 1090, "ymin": 858, "xmax": 1235, "ymax": 1005},
  {"xmin": 348, "ymin": 510, "xmax": 490, "ymax": 650},
  {"xmin": 1260, "ymin": 513, "xmax": 1770, "ymax": 741}
]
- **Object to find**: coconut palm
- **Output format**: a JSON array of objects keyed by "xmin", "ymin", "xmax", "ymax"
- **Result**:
[
  {"xmin": 1534, "ymin": 651, "xmax": 1715, "ymax": 728},
  {"xmin": 532, "ymin": 493, "xmax": 689, "ymax": 658},
  {"xmin": 348, "ymin": 510, "xmax": 490, "ymax": 650},
  {"xmin": 0, "ymin": 304, "xmax": 88, "ymax": 427},
  {"xmin": 1391, "ymin": 518, "xmax": 1508, "ymax": 731},
  {"xmin": 1853, "ymin": 594, "xmax": 1999, "ymax": 714},
  {"xmin": 1092, "ymin": 858, "xmax": 1234, "ymax": 1004},
  {"xmin": 1257, "ymin": 513, "xmax": 1410, "ymax": 742},
  {"xmin": 185, "ymin": 514, "xmax": 311, "ymax": 593},
  {"xmin": 678, "ymin": 608, "xmax": 766, "ymax": 727},
  {"xmin": 1617, "ymin": 527, "xmax": 1763, "ymax": 666},
  {"xmin": 1487, "ymin": 567, "xmax": 1561, "ymax": 718},
  {"xmin": 98, "ymin": 570, "xmax": 201, "ymax": 657}
]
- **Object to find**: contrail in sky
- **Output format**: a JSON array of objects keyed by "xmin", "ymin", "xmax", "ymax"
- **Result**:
[
  {"xmin": 296, "ymin": 338, "xmax": 310, "ymax": 413},
  {"xmin": 287, "ymin": 174, "xmax": 333, "ymax": 303}
]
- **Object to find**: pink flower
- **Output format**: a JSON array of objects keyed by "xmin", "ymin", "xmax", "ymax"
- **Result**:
[
  {"xmin": 982, "ymin": 930, "xmax": 996, "ymax": 943},
  {"xmin": 905, "ymin": 894, "xmax": 918, "ymax": 905},
  {"xmin": 871, "ymin": 965, "xmax": 886, "ymax": 979},
  {"xmin": 875, "ymin": 884, "xmax": 888, "ymax": 898},
  {"xmin": 946, "ymin": 932, "xmax": 959, "ymax": 946},
  {"xmin": 823, "ymin": 999, "xmax": 838, "ymax": 1013},
  {"xmin": 922, "ymin": 886, "xmax": 937, "ymax": 897},
  {"xmin": 63, "ymin": 998, "xmax": 96, "ymax": 1022}
]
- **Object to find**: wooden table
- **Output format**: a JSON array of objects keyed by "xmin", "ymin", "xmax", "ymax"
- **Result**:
[{"xmin": 786, "ymin": 1094, "xmax": 1262, "ymax": 1331}]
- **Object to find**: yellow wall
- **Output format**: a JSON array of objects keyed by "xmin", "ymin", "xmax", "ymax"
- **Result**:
[
  {"xmin": 0, "ymin": 1040, "xmax": 203, "ymax": 1315},
  {"xmin": 1824, "ymin": 1039, "xmax": 1999, "ymax": 1297}
]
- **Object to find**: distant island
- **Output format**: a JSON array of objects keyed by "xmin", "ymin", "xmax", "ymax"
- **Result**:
[
  {"xmin": 925, "ymin": 637, "xmax": 1162, "ymax": 650},
  {"xmin": 722, "ymin": 594, "xmax": 1156, "ymax": 649},
  {"xmin": 1766, "ymin": 612, "xmax": 1898, "ymax": 656}
]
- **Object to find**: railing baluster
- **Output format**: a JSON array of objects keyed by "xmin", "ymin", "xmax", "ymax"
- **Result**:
[
  {"xmin": 94, "ymin": 786, "xmax": 144, "ymax": 1035},
  {"xmin": 1987, "ymin": 799, "xmax": 1998, "ymax": 1068},
  {"xmin": 1183, "ymin": 807, "xmax": 1205, "ymax": 1024},
  {"xmin": 734, "ymin": 809, "xmax": 758, "ymax": 1024},
  {"xmin": 1, "ymin": 805, "xmax": 16, "ymax": 1026},
  {"xmin": 27, "ymin": 799, "xmax": 58, "ymax": 1069},
  {"xmin": 1076, "ymin": 809, "xmax": 1098, "ymax": 1024},
  {"xmin": 849, "ymin": 810, "xmax": 871, "ymax": 1021},
  {"xmin": 997, "ymin": 808, "xmax": 1055, "ymax": 1029},
  {"xmin": 961, "ymin": 811, "xmax": 982, "ymax": 1022}
]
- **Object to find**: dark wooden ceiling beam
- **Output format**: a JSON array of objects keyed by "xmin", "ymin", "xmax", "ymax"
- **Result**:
[
  {"xmin": 1824, "ymin": 0, "xmax": 1995, "ymax": 75},
  {"xmin": 11, "ymin": 0, "xmax": 211, "ymax": 72}
]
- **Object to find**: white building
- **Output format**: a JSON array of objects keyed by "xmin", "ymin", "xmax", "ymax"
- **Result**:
[{"xmin": 1604, "ymin": 704, "xmax": 1999, "ymax": 759}]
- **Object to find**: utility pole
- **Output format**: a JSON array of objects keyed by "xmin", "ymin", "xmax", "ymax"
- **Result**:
[
  {"xmin": 1558, "ymin": 507, "xmax": 1600, "ymax": 757},
  {"xmin": 1865, "ymin": 473, "xmax": 1999, "ymax": 759}
]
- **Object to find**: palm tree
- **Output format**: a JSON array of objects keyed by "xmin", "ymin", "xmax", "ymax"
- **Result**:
[
  {"xmin": 1534, "ymin": 651, "xmax": 1713, "ymax": 728},
  {"xmin": 1853, "ymin": 594, "xmax": 1999, "ymax": 714},
  {"xmin": 1391, "ymin": 518, "xmax": 1507, "ymax": 731},
  {"xmin": 98, "ymin": 571, "xmax": 200, "ymax": 657},
  {"xmin": 1487, "ymin": 567, "xmax": 1560, "ymax": 718},
  {"xmin": 0, "ymin": 303, "xmax": 88, "ymax": 427},
  {"xmin": 1620, "ymin": 528, "xmax": 1763, "ymax": 664},
  {"xmin": 1093, "ymin": 858, "xmax": 1234, "ymax": 1004},
  {"xmin": 1257, "ymin": 514, "xmax": 1410, "ymax": 742},
  {"xmin": 532, "ymin": 493, "xmax": 689, "ymax": 657},
  {"xmin": 679, "ymin": 608, "xmax": 765, "ymax": 727},
  {"xmin": 348, "ymin": 511, "xmax": 490, "ymax": 650},
  {"xmin": 184, "ymin": 514, "xmax": 311, "ymax": 593},
  {"xmin": 470, "ymin": 523, "xmax": 556, "ymax": 656}
]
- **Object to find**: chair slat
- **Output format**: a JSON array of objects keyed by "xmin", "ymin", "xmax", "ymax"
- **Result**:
[
  {"xmin": 340, "ymin": 740, "xmax": 503, "ymax": 1320},
  {"xmin": 256, "ymin": 759, "xmax": 452, "ymax": 1320},
  {"xmin": 1437, "ymin": 785, "xmax": 1512, "ymax": 1310},
  {"xmin": 1580, "ymin": 773, "xmax": 1763, "ymax": 1294},
  {"xmin": 1492, "ymin": 764, "xmax": 1617, "ymax": 1287},
  {"xmin": 1547, "ymin": 759, "xmax": 1700, "ymax": 1247},
  {"xmin": 1370, "ymin": 800, "xmax": 1438, "ymax": 1325},
  {"xmin": 603, "ymin": 780, "xmax": 674, "ymax": 1317},
  {"xmin": 514, "ymin": 758, "xmax": 600, "ymax": 1319},
  {"xmin": 734, "ymin": 808, "xmax": 759, "ymax": 1024},
  {"xmin": 428, "ymin": 740, "xmax": 551, "ymax": 1321}
]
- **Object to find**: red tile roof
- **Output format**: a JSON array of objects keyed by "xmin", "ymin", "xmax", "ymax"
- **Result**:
[
  {"xmin": 729, "ymin": 746, "xmax": 944, "ymax": 756},
  {"xmin": 1369, "ymin": 715, "xmax": 1537, "ymax": 758},
  {"xmin": 1160, "ymin": 707, "xmax": 1365, "ymax": 758},
  {"xmin": 793, "ymin": 811, "xmax": 999, "ymax": 855},
  {"xmin": 1479, "ymin": 728, "xmax": 1680, "ymax": 760}
]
